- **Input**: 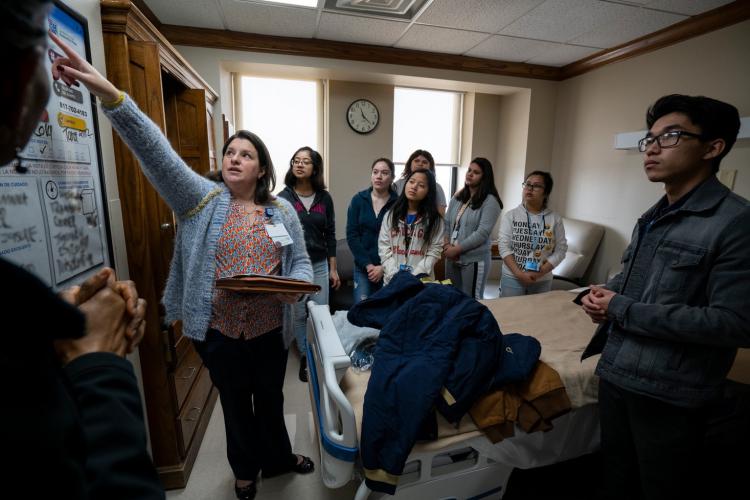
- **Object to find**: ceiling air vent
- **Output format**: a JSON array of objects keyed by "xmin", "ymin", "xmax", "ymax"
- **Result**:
[{"xmin": 323, "ymin": 0, "xmax": 431, "ymax": 20}]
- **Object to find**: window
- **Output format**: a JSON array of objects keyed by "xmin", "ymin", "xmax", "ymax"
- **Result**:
[
  {"xmin": 393, "ymin": 87, "xmax": 463, "ymax": 198},
  {"xmin": 239, "ymin": 76, "xmax": 320, "ymax": 193}
]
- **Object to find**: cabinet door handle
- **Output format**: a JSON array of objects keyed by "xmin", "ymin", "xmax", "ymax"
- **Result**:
[
  {"xmin": 160, "ymin": 223, "xmax": 172, "ymax": 230},
  {"xmin": 185, "ymin": 406, "xmax": 201, "ymax": 421},
  {"xmin": 176, "ymin": 366, "xmax": 197, "ymax": 380}
]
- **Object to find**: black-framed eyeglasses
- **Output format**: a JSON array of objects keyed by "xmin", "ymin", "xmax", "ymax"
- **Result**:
[
  {"xmin": 522, "ymin": 182, "xmax": 545, "ymax": 191},
  {"xmin": 637, "ymin": 130, "xmax": 704, "ymax": 152}
]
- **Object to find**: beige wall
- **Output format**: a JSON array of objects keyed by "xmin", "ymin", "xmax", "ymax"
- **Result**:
[
  {"xmin": 495, "ymin": 91, "xmax": 532, "ymax": 211},
  {"xmin": 328, "ymin": 81, "xmax": 395, "ymax": 237},
  {"xmin": 471, "ymin": 93, "xmax": 501, "ymax": 162},
  {"xmin": 551, "ymin": 20, "xmax": 750, "ymax": 283}
]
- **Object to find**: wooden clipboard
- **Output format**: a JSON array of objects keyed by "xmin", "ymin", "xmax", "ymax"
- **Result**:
[{"xmin": 215, "ymin": 274, "xmax": 321, "ymax": 294}]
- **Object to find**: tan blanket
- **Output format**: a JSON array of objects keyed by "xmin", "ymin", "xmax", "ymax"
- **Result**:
[{"xmin": 480, "ymin": 291, "xmax": 600, "ymax": 409}]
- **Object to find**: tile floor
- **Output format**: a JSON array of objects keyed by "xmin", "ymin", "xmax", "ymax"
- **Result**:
[
  {"xmin": 166, "ymin": 349, "xmax": 360, "ymax": 500},
  {"xmin": 166, "ymin": 279, "xmax": 502, "ymax": 500}
]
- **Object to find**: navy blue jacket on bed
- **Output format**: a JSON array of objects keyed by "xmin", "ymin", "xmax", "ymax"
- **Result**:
[{"xmin": 348, "ymin": 271, "xmax": 504, "ymax": 494}]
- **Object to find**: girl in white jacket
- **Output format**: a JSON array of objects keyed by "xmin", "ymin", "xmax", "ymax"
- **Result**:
[{"xmin": 379, "ymin": 170, "xmax": 444, "ymax": 284}]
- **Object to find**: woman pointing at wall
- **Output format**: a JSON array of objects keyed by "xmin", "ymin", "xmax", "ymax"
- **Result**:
[{"xmin": 49, "ymin": 32, "xmax": 314, "ymax": 500}]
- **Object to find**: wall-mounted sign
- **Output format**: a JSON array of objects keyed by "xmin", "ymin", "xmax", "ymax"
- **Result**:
[{"xmin": 0, "ymin": 1, "xmax": 113, "ymax": 291}]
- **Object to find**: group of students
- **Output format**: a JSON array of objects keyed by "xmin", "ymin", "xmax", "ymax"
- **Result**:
[
  {"xmin": 307, "ymin": 150, "xmax": 568, "ymax": 305},
  {"xmin": 346, "ymin": 153, "xmax": 568, "ymax": 301}
]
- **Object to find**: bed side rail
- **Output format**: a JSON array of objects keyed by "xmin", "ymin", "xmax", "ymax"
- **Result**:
[{"xmin": 306, "ymin": 302, "xmax": 358, "ymax": 488}]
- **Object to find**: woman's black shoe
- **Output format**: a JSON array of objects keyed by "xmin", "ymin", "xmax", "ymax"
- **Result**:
[
  {"xmin": 262, "ymin": 454, "xmax": 315, "ymax": 478},
  {"xmin": 298, "ymin": 356, "xmax": 308, "ymax": 382},
  {"xmin": 291, "ymin": 454, "xmax": 315, "ymax": 474},
  {"xmin": 234, "ymin": 481, "xmax": 256, "ymax": 500}
]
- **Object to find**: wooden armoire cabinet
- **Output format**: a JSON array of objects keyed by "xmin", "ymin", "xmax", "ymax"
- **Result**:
[{"xmin": 101, "ymin": 0, "xmax": 219, "ymax": 489}]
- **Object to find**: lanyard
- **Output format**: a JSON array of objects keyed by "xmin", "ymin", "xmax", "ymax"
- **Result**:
[
  {"xmin": 402, "ymin": 215, "xmax": 418, "ymax": 264},
  {"xmin": 452, "ymin": 202, "xmax": 470, "ymax": 234},
  {"xmin": 525, "ymin": 209, "xmax": 546, "ymax": 254}
]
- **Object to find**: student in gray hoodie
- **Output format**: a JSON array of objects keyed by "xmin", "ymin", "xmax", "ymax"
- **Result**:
[{"xmin": 443, "ymin": 157, "xmax": 503, "ymax": 299}]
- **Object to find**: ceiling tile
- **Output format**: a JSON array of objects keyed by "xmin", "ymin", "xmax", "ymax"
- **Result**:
[
  {"xmin": 317, "ymin": 12, "xmax": 409, "ymax": 45},
  {"xmin": 644, "ymin": 0, "xmax": 733, "ymax": 16},
  {"xmin": 570, "ymin": 7, "xmax": 686, "ymax": 48},
  {"xmin": 395, "ymin": 25, "xmax": 490, "ymax": 54},
  {"xmin": 499, "ymin": 0, "xmax": 638, "ymax": 43},
  {"xmin": 219, "ymin": 0, "xmax": 320, "ymax": 37},
  {"xmin": 526, "ymin": 43, "xmax": 600, "ymax": 66},
  {"xmin": 465, "ymin": 35, "xmax": 563, "ymax": 62},
  {"xmin": 415, "ymin": 0, "xmax": 544, "ymax": 33},
  {"xmin": 144, "ymin": 0, "xmax": 226, "ymax": 29}
]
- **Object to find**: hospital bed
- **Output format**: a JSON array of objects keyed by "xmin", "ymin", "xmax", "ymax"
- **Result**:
[{"xmin": 305, "ymin": 290, "xmax": 601, "ymax": 499}]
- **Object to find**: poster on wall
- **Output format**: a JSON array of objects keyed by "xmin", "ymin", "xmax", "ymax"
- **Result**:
[{"xmin": 0, "ymin": 0, "xmax": 113, "ymax": 291}]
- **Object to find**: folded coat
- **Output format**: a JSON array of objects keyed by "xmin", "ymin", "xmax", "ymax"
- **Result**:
[{"xmin": 470, "ymin": 360, "xmax": 572, "ymax": 444}]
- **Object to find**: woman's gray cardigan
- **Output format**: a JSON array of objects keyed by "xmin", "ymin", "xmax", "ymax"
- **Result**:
[
  {"xmin": 444, "ymin": 194, "xmax": 502, "ymax": 264},
  {"xmin": 103, "ymin": 95, "xmax": 312, "ymax": 347}
]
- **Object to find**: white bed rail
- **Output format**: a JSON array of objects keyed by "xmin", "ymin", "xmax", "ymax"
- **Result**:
[{"xmin": 306, "ymin": 302, "xmax": 359, "ymax": 488}]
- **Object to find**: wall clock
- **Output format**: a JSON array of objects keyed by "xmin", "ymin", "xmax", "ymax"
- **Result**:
[{"xmin": 347, "ymin": 99, "xmax": 379, "ymax": 134}]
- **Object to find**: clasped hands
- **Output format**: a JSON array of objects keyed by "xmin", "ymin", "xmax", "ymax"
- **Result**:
[
  {"xmin": 581, "ymin": 285, "xmax": 616, "ymax": 323},
  {"xmin": 442, "ymin": 242, "xmax": 462, "ymax": 261},
  {"xmin": 55, "ymin": 268, "xmax": 147, "ymax": 365}
]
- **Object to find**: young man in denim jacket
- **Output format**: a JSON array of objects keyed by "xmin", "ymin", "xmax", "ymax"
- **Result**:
[{"xmin": 581, "ymin": 94, "xmax": 749, "ymax": 500}]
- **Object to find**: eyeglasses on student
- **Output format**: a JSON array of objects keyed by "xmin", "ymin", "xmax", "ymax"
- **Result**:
[{"xmin": 637, "ymin": 130, "xmax": 704, "ymax": 152}]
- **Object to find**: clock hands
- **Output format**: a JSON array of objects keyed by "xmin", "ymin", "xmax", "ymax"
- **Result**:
[{"xmin": 359, "ymin": 108, "xmax": 372, "ymax": 126}]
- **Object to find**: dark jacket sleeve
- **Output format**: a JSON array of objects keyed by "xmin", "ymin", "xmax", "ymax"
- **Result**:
[
  {"xmin": 65, "ymin": 353, "xmax": 165, "ymax": 500},
  {"xmin": 346, "ymin": 195, "xmax": 369, "ymax": 270},
  {"xmin": 324, "ymin": 191, "xmax": 337, "ymax": 258}
]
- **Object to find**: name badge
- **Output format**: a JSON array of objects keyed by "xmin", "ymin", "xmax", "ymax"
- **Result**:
[
  {"xmin": 399, "ymin": 263, "xmax": 413, "ymax": 272},
  {"xmin": 524, "ymin": 259, "xmax": 540, "ymax": 272},
  {"xmin": 451, "ymin": 230, "xmax": 459, "ymax": 243},
  {"xmin": 265, "ymin": 223, "xmax": 293, "ymax": 247}
]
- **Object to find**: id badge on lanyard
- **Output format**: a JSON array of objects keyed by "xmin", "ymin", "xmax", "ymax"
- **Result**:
[
  {"xmin": 451, "ymin": 202, "xmax": 469, "ymax": 244},
  {"xmin": 263, "ymin": 207, "xmax": 293, "ymax": 247},
  {"xmin": 402, "ymin": 217, "xmax": 417, "ymax": 271},
  {"xmin": 524, "ymin": 258, "xmax": 541, "ymax": 272}
]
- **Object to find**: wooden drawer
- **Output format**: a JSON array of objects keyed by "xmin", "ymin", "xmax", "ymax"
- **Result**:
[
  {"xmin": 166, "ymin": 320, "xmax": 193, "ymax": 369},
  {"xmin": 171, "ymin": 343, "xmax": 202, "ymax": 410},
  {"xmin": 177, "ymin": 365, "xmax": 213, "ymax": 456}
]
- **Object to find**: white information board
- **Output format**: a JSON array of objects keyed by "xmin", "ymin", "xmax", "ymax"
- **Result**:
[{"xmin": 0, "ymin": 1, "xmax": 112, "ymax": 291}]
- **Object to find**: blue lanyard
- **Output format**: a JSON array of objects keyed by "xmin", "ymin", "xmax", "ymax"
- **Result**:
[{"xmin": 525, "ymin": 210, "xmax": 546, "ymax": 253}]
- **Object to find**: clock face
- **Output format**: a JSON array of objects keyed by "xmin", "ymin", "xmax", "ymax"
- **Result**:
[{"xmin": 347, "ymin": 99, "xmax": 379, "ymax": 134}]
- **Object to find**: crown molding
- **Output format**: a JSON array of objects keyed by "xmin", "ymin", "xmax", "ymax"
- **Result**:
[
  {"xmin": 560, "ymin": 0, "xmax": 750, "ymax": 79},
  {"xmin": 159, "ymin": 24, "xmax": 562, "ymax": 81}
]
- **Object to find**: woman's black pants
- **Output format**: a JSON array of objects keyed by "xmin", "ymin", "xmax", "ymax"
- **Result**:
[{"xmin": 194, "ymin": 328, "xmax": 292, "ymax": 481}]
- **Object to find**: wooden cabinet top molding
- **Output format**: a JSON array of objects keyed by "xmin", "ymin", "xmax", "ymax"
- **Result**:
[{"xmin": 100, "ymin": 0, "xmax": 218, "ymax": 103}]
